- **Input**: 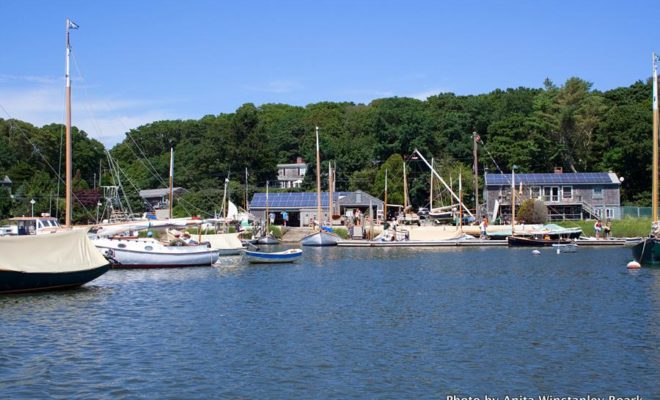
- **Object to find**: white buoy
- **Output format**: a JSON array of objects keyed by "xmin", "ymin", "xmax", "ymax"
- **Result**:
[
  {"xmin": 627, "ymin": 261, "xmax": 641, "ymax": 269},
  {"xmin": 556, "ymin": 248, "xmax": 561, "ymax": 254},
  {"xmin": 532, "ymin": 250, "xmax": 541, "ymax": 255}
]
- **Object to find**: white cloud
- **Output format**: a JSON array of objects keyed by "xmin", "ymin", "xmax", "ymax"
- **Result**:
[
  {"xmin": 408, "ymin": 88, "xmax": 450, "ymax": 100},
  {"xmin": 0, "ymin": 77, "xmax": 178, "ymax": 148}
]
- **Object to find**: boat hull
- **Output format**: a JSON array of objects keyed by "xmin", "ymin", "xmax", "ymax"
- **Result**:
[
  {"xmin": 300, "ymin": 230, "xmax": 339, "ymax": 247},
  {"xmin": 244, "ymin": 249, "xmax": 302, "ymax": 264},
  {"xmin": 631, "ymin": 237, "xmax": 660, "ymax": 266},
  {"xmin": 95, "ymin": 238, "xmax": 220, "ymax": 268},
  {"xmin": 0, "ymin": 265, "xmax": 110, "ymax": 294},
  {"xmin": 508, "ymin": 236, "xmax": 574, "ymax": 247},
  {"xmin": 257, "ymin": 236, "xmax": 280, "ymax": 245}
]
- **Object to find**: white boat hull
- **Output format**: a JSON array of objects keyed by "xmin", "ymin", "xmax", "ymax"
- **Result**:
[
  {"xmin": 244, "ymin": 248, "xmax": 302, "ymax": 263},
  {"xmin": 300, "ymin": 230, "xmax": 339, "ymax": 246},
  {"xmin": 94, "ymin": 238, "xmax": 219, "ymax": 268}
]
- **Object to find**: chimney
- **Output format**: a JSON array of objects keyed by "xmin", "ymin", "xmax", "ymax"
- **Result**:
[
  {"xmin": 297, "ymin": 157, "xmax": 304, "ymax": 164},
  {"xmin": 554, "ymin": 167, "xmax": 563, "ymax": 174}
]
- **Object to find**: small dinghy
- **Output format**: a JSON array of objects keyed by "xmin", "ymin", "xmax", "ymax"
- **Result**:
[
  {"xmin": 551, "ymin": 242, "xmax": 578, "ymax": 253},
  {"xmin": 244, "ymin": 248, "xmax": 303, "ymax": 264}
]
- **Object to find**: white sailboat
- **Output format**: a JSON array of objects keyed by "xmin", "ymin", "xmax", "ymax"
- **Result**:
[
  {"xmin": 301, "ymin": 126, "xmax": 339, "ymax": 246},
  {"xmin": 92, "ymin": 147, "xmax": 221, "ymax": 267},
  {"xmin": 0, "ymin": 19, "xmax": 110, "ymax": 293}
]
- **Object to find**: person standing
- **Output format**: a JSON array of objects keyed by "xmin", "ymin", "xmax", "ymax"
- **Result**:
[
  {"xmin": 479, "ymin": 217, "xmax": 489, "ymax": 239},
  {"xmin": 594, "ymin": 219, "xmax": 602, "ymax": 239},
  {"xmin": 604, "ymin": 219, "xmax": 612, "ymax": 239}
]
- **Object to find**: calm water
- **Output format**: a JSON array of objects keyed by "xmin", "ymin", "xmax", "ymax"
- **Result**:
[{"xmin": 1, "ymin": 246, "xmax": 658, "ymax": 399}]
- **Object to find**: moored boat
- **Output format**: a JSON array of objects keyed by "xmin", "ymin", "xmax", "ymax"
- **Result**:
[
  {"xmin": 301, "ymin": 229, "xmax": 339, "ymax": 246},
  {"xmin": 94, "ymin": 237, "xmax": 219, "ymax": 268},
  {"xmin": 244, "ymin": 248, "xmax": 302, "ymax": 264},
  {"xmin": 0, "ymin": 229, "xmax": 110, "ymax": 294},
  {"xmin": 507, "ymin": 235, "xmax": 575, "ymax": 247}
]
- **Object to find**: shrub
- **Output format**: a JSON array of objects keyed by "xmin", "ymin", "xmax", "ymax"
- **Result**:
[{"xmin": 517, "ymin": 199, "xmax": 548, "ymax": 224}]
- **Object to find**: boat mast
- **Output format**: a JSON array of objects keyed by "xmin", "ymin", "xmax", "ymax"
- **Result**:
[
  {"xmin": 315, "ymin": 126, "xmax": 322, "ymax": 227},
  {"xmin": 265, "ymin": 180, "xmax": 269, "ymax": 233},
  {"xmin": 64, "ymin": 18, "xmax": 77, "ymax": 228},
  {"xmin": 168, "ymin": 147, "xmax": 174, "ymax": 219},
  {"xmin": 511, "ymin": 167, "xmax": 516, "ymax": 234},
  {"xmin": 384, "ymin": 169, "xmax": 388, "ymax": 222},
  {"xmin": 473, "ymin": 131, "xmax": 479, "ymax": 219},
  {"xmin": 245, "ymin": 167, "xmax": 249, "ymax": 212},
  {"xmin": 459, "ymin": 170, "xmax": 463, "ymax": 231},
  {"xmin": 430, "ymin": 157, "xmax": 434, "ymax": 210},
  {"xmin": 328, "ymin": 161, "xmax": 333, "ymax": 222},
  {"xmin": 403, "ymin": 162, "xmax": 408, "ymax": 214},
  {"xmin": 653, "ymin": 52, "xmax": 659, "ymax": 221}
]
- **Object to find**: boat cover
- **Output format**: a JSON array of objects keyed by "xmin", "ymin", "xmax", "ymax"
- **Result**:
[{"xmin": 0, "ymin": 229, "xmax": 108, "ymax": 273}]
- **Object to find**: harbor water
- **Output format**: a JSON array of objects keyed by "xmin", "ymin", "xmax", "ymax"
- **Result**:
[{"xmin": 1, "ymin": 246, "xmax": 658, "ymax": 399}]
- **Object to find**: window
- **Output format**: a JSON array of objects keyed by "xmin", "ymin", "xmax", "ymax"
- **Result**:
[
  {"xmin": 544, "ymin": 187, "xmax": 559, "ymax": 202},
  {"xmin": 118, "ymin": 243, "xmax": 126, "ymax": 249},
  {"xmin": 530, "ymin": 186, "xmax": 541, "ymax": 199},
  {"xmin": 144, "ymin": 246, "xmax": 153, "ymax": 251},
  {"xmin": 562, "ymin": 186, "xmax": 573, "ymax": 200},
  {"xmin": 605, "ymin": 208, "xmax": 613, "ymax": 219},
  {"xmin": 593, "ymin": 187, "xmax": 603, "ymax": 199},
  {"xmin": 543, "ymin": 187, "xmax": 552, "ymax": 202}
]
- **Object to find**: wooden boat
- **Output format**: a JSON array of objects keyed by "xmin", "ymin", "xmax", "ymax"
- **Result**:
[
  {"xmin": 632, "ymin": 53, "xmax": 660, "ymax": 266},
  {"xmin": 508, "ymin": 235, "xmax": 575, "ymax": 247},
  {"xmin": 94, "ymin": 237, "xmax": 219, "ymax": 268},
  {"xmin": 244, "ymin": 248, "xmax": 302, "ymax": 264},
  {"xmin": 0, "ymin": 20, "xmax": 110, "ymax": 294},
  {"xmin": 301, "ymin": 229, "xmax": 339, "ymax": 246},
  {"xmin": 257, "ymin": 233, "xmax": 280, "ymax": 245},
  {"xmin": 0, "ymin": 229, "xmax": 110, "ymax": 294}
]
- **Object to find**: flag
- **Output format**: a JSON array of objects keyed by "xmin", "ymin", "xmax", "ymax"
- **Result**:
[{"xmin": 68, "ymin": 20, "xmax": 79, "ymax": 30}]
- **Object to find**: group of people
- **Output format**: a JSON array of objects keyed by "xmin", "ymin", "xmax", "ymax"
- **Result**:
[{"xmin": 594, "ymin": 218, "xmax": 612, "ymax": 239}]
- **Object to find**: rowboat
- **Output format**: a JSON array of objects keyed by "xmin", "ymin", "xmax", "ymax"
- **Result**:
[{"xmin": 244, "ymin": 248, "xmax": 303, "ymax": 264}]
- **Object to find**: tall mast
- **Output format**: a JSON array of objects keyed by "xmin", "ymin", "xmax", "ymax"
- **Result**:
[
  {"xmin": 265, "ymin": 180, "xmax": 269, "ymax": 231},
  {"xmin": 403, "ymin": 162, "xmax": 408, "ymax": 213},
  {"xmin": 511, "ymin": 167, "xmax": 516, "ymax": 234},
  {"xmin": 384, "ymin": 169, "xmax": 388, "ymax": 222},
  {"xmin": 328, "ymin": 161, "xmax": 333, "ymax": 221},
  {"xmin": 245, "ymin": 167, "xmax": 248, "ymax": 212},
  {"xmin": 459, "ymin": 170, "xmax": 463, "ymax": 231},
  {"xmin": 64, "ymin": 18, "xmax": 76, "ymax": 227},
  {"xmin": 315, "ymin": 126, "xmax": 322, "ymax": 227},
  {"xmin": 473, "ymin": 132, "xmax": 479, "ymax": 219},
  {"xmin": 430, "ymin": 157, "xmax": 434, "ymax": 209},
  {"xmin": 653, "ymin": 52, "xmax": 659, "ymax": 221},
  {"xmin": 169, "ymin": 147, "xmax": 174, "ymax": 219}
]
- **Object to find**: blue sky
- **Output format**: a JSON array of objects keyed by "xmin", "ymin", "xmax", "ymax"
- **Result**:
[{"xmin": 0, "ymin": 0, "xmax": 657, "ymax": 147}]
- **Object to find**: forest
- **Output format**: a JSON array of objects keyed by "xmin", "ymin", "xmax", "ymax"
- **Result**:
[{"xmin": 0, "ymin": 76, "xmax": 654, "ymax": 222}]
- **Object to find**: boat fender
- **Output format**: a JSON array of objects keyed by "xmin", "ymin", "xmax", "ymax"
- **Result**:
[{"xmin": 627, "ymin": 261, "xmax": 641, "ymax": 269}]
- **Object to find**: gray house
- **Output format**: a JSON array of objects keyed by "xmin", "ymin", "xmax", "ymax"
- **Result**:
[
  {"xmin": 249, "ymin": 190, "xmax": 384, "ymax": 227},
  {"xmin": 139, "ymin": 187, "xmax": 186, "ymax": 212},
  {"xmin": 483, "ymin": 171, "xmax": 622, "ymax": 221},
  {"xmin": 277, "ymin": 157, "xmax": 307, "ymax": 189}
]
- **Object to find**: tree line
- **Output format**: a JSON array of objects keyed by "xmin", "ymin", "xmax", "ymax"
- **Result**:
[{"xmin": 0, "ymin": 76, "xmax": 654, "ymax": 222}]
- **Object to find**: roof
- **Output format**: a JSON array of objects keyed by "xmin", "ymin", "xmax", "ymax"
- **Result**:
[
  {"xmin": 1, "ymin": 175, "xmax": 11, "ymax": 184},
  {"xmin": 250, "ymin": 191, "xmax": 383, "ymax": 209},
  {"xmin": 336, "ymin": 190, "xmax": 384, "ymax": 206},
  {"xmin": 139, "ymin": 187, "xmax": 186, "ymax": 198},
  {"xmin": 277, "ymin": 162, "xmax": 308, "ymax": 168},
  {"xmin": 485, "ymin": 172, "xmax": 621, "ymax": 186}
]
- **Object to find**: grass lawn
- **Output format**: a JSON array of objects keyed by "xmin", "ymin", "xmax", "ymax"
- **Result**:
[{"xmin": 556, "ymin": 217, "xmax": 651, "ymax": 238}]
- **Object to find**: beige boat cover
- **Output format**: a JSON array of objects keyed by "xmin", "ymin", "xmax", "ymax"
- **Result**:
[{"xmin": 0, "ymin": 229, "xmax": 108, "ymax": 273}]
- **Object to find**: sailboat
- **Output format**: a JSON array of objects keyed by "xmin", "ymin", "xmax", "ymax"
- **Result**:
[
  {"xmin": 301, "ymin": 126, "xmax": 339, "ymax": 246},
  {"xmin": 0, "ymin": 19, "xmax": 110, "ymax": 293},
  {"xmin": 93, "ymin": 147, "xmax": 221, "ymax": 267},
  {"xmin": 632, "ymin": 52, "xmax": 660, "ymax": 265}
]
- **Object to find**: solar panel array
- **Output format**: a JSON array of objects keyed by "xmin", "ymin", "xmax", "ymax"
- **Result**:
[
  {"xmin": 249, "ymin": 192, "xmax": 351, "ymax": 209},
  {"xmin": 485, "ymin": 173, "xmax": 615, "ymax": 186}
]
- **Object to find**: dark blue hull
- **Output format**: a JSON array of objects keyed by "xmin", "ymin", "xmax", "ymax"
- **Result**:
[
  {"xmin": 0, "ymin": 265, "xmax": 110, "ymax": 294},
  {"xmin": 631, "ymin": 237, "xmax": 660, "ymax": 266}
]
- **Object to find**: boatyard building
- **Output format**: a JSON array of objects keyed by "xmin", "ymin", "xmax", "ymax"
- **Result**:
[{"xmin": 484, "ymin": 170, "xmax": 622, "ymax": 221}]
